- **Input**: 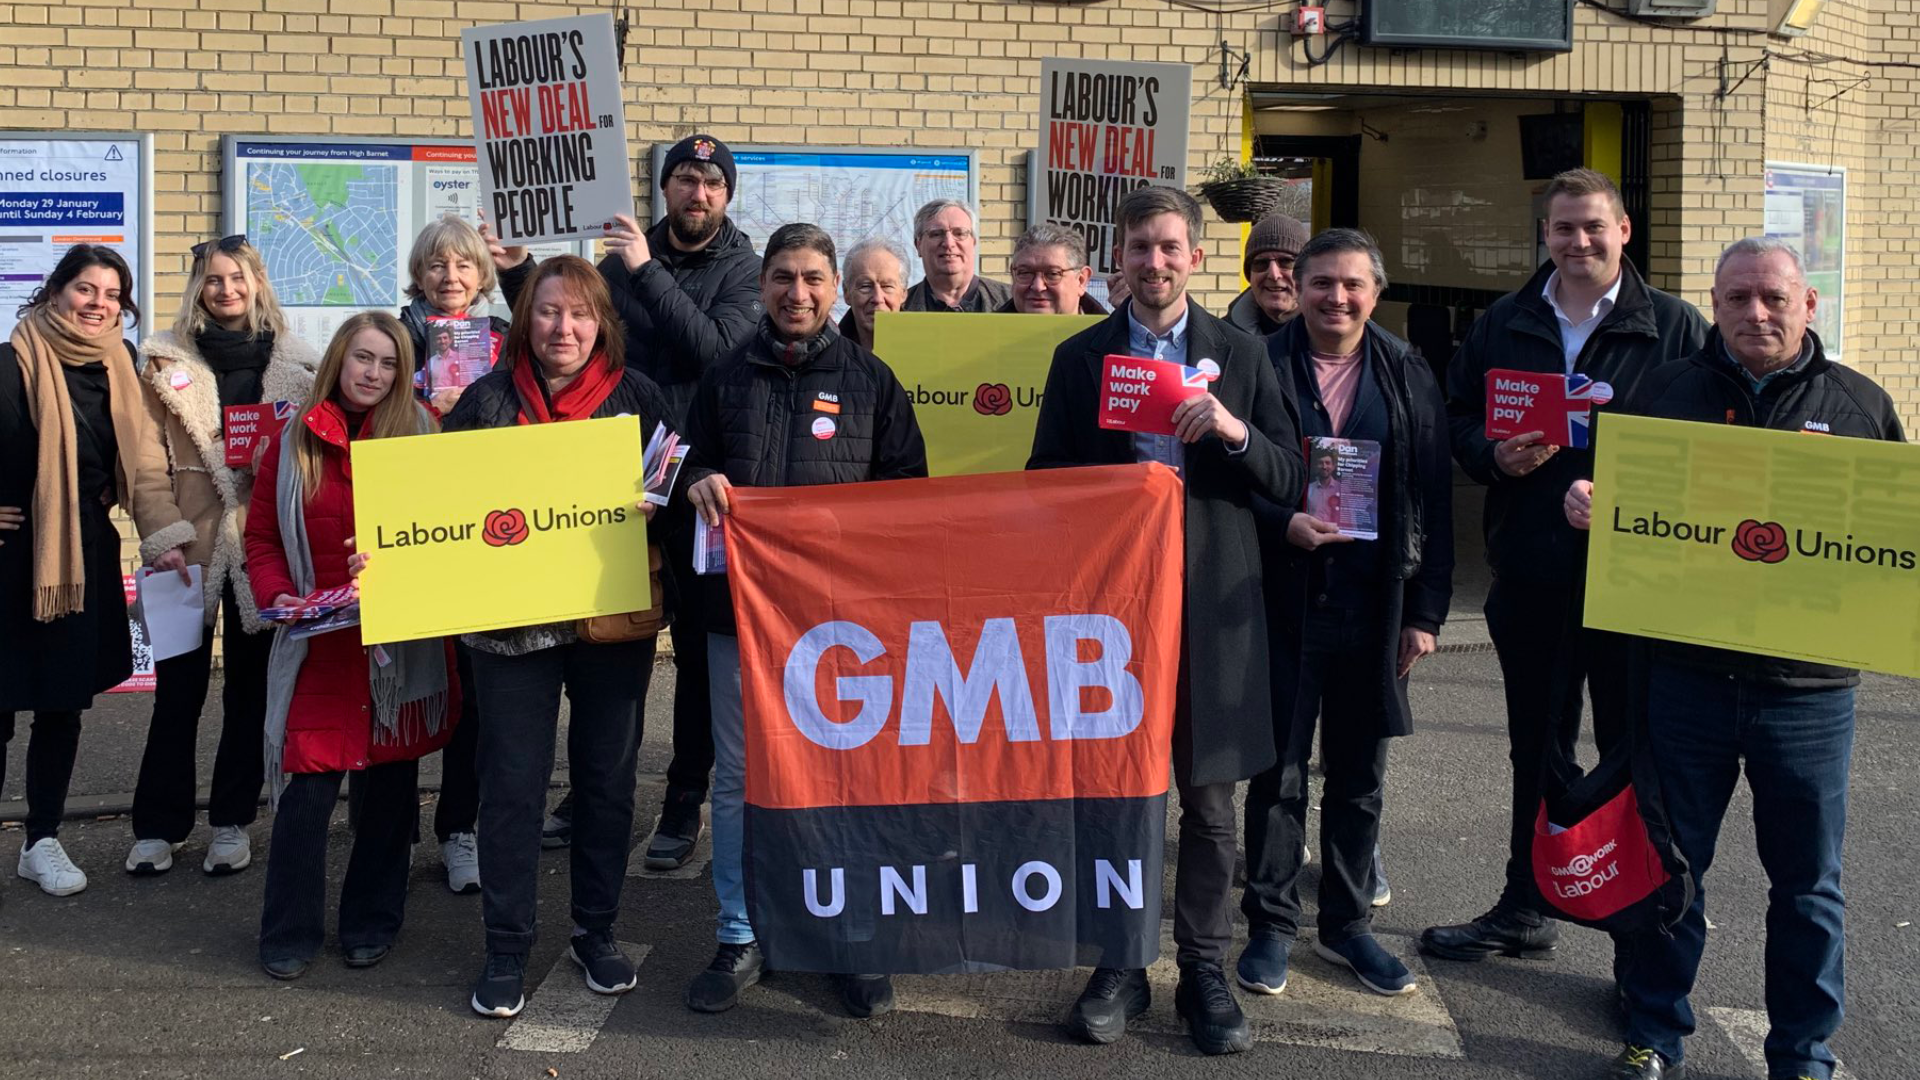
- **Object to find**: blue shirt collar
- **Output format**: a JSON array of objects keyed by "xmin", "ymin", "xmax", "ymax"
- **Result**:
[{"xmin": 1125, "ymin": 300, "xmax": 1189, "ymax": 352}]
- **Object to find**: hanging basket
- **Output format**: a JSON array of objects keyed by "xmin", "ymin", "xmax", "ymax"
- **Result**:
[{"xmin": 1198, "ymin": 177, "xmax": 1288, "ymax": 224}]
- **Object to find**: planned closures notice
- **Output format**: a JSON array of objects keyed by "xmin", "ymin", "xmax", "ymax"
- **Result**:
[{"xmin": 462, "ymin": 14, "xmax": 631, "ymax": 246}]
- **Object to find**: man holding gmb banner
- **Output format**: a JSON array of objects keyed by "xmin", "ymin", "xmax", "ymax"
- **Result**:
[
  {"xmin": 1566, "ymin": 237, "xmax": 1903, "ymax": 1080},
  {"xmin": 487, "ymin": 133, "xmax": 762, "ymax": 873},
  {"xmin": 1028, "ymin": 186, "xmax": 1303, "ymax": 1056},
  {"xmin": 679, "ymin": 223, "xmax": 929, "ymax": 1020}
]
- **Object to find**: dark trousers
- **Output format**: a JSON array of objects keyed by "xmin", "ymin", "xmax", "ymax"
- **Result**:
[
  {"xmin": 1619, "ymin": 661, "xmax": 1854, "ymax": 1080},
  {"xmin": 1484, "ymin": 575, "xmax": 1632, "ymax": 909},
  {"xmin": 131, "ymin": 584, "xmax": 272, "ymax": 841},
  {"xmin": 1242, "ymin": 604, "xmax": 1391, "ymax": 943},
  {"xmin": 661, "ymin": 533, "xmax": 713, "ymax": 804},
  {"xmin": 258, "ymin": 761, "xmax": 419, "ymax": 963},
  {"xmin": 431, "ymin": 644, "xmax": 481, "ymax": 841},
  {"xmin": 0, "ymin": 710, "xmax": 81, "ymax": 843},
  {"xmin": 471, "ymin": 636, "xmax": 653, "ymax": 955},
  {"xmin": 1172, "ymin": 772, "xmax": 1238, "ymax": 967}
]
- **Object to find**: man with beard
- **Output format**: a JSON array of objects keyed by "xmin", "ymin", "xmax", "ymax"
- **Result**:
[
  {"xmin": 1226, "ymin": 214, "xmax": 1307, "ymax": 339},
  {"xmin": 490, "ymin": 133, "xmax": 762, "ymax": 873},
  {"xmin": 1028, "ymin": 186, "xmax": 1304, "ymax": 1056},
  {"xmin": 902, "ymin": 199, "xmax": 1011, "ymax": 312}
]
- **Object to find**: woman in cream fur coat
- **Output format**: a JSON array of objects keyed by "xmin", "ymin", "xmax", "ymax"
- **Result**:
[{"xmin": 127, "ymin": 236, "xmax": 315, "ymax": 878}]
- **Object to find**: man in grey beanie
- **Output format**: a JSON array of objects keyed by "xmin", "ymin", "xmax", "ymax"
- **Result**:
[{"xmin": 1226, "ymin": 214, "xmax": 1309, "ymax": 339}]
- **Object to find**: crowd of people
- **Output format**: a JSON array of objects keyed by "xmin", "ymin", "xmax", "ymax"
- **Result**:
[{"xmin": 0, "ymin": 131, "xmax": 1897, "ymax": 1080}]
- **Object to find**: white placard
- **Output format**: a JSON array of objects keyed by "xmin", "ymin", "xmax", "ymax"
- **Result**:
[
  {"xmin": 135, "ymin": 564, "xmax": 205, "ymax": 664},
  {"xmin": 463, "ymin": 13, "xmax": 633, "ymax": 246}
]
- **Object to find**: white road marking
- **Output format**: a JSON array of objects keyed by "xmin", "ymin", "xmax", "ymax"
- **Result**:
[
  {"xmin": 894, "ymin": 925, "xmax": 1464, "ymax": 1058},
  {"xmin": 497, "ymin": 942, "xmax": 650, "ymax": 1054},
  {"xmin": 1705, "ymin": 1006, "xmax": 1854, "ymax": 1079}
]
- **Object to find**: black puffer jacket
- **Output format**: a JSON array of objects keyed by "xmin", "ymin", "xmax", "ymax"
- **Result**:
[
  {"xmin": 683, "ymin": 320, "xmax": 929, "ymax": 633},
  {"xmin": 1446, "ymin": 260, "xmax": 1708, "ymax": 584},
  {"xmin": 1635, "ymin": 329, "xmax": 1905, "ymax": 687},
  {"xmin": 499, "ymin": 218, "xmax": 763, "ymax": 425}
]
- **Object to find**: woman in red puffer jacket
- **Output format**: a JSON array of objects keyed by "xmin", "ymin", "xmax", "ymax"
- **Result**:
[{"xmin": 244, "ymin": 310, "xmax": 457, "ymax": 980}]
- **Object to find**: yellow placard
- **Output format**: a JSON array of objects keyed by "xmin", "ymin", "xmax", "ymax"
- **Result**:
[
  {"xmin": 874, "ymin": 310, "xmax": 1104, "ymax": 477},
  {"xmin": 1586, "ymin": 414, "xmax": 1920, "ymax": 677},
  {"xmin": 350, "ymin": 416, "xmax": 649, "ymax": 644}
]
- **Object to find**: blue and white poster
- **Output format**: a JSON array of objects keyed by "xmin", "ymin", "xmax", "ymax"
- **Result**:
[{"xmin": 0, "ymin": 133, "xmax": 151, "ymax": 344}]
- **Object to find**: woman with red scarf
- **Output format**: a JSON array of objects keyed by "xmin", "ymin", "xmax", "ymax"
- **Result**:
[{"xmin": 442, "ymin": 255, "xmax": 679, "ymax": 1019}]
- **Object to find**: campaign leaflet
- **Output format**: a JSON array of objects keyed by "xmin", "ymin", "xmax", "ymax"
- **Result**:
[
  {"xmin": 419, "ymin": 315, "xmax": 494, "ymax": 396},
  {"xmin": 1303, "ymin": 436, "xmax": 1382, "ymax": 541},
  {"xmin": 1483, "ymin": 368, "xmax": 1615, "ymax": 449},
  {"xmin": 1097, "ymin": 353, "xmax": 1213, "ymax": 434},
  {"xmin": 223, "ymin": 400, "xmax": 295, "ymax": 467},
  {"xmin": 261, "ymin": 584, "xmax": 361, "ymax": 640},
  {"xmin": 642, "ymin": 423, "xmax": 689, "ymax": 507}
]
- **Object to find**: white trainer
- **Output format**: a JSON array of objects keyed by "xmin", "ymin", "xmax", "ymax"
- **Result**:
[
  {"xmin": 442, "ymin": 832, "xmax": 481, "ymax": 895},
  {"xmin": 18, "ymin": 838, "xmax": 88, "ymax": 896},
  {"xmin": 203, "ymin": 825, "xmax": 252, "ymax": 875},
  {"xmin": 125, "ymin": 838, "xmax": 182, "ymax": 875}
]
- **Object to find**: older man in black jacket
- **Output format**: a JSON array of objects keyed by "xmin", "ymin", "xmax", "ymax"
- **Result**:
[
  {"xmin": 1028, "ymin": 186, "xmax": 1303, "ymax": 1057},
  {"xmin": 489, "ymin": 133, "xmax": 763, "ymax": 872},
  {"xmin": 1427, "ymin": 169, "xmax": 1707, "ymax": 963},
  {"xmin": 1236, "ymin": 229, "xmax": 1452, "ymax": 1002},
  {"xmin": 1568, "ymin": 238, "xmax": 1902, "ymax": 1080}
]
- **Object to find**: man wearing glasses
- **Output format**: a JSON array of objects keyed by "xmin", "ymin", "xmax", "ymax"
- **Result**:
[
  {"xmin": 902, "ymin": 199, "xmax": 1011, "ymax": 313},
  {"xmin": 997, "ymin": 224, "xmax": 1108, "ymax": 316}
]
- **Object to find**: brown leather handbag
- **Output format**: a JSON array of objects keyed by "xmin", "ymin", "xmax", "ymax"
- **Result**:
[{"xmin": 576, "ymin": 543, "xmax": 667, "ymax": 643}]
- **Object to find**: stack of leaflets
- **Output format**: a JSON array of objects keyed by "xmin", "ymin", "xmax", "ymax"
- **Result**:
[
  {"xmin": 261, "ymin": 584, "xmax": 361, "ymax": 640},
  {"xmin": 693, "ymin": 515, "xmax": 728, "ymax": 575},
  {"xmin": 643, "ymin": 423, "xmax": 689, "ymax": 507},
  {"xmin": 1302, "ymin": 436, "xmax": 1383, "ymax": 540}
]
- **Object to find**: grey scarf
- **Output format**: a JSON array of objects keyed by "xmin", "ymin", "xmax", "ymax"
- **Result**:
[{"xmin": 262, "ymin": 406, "xmax": 449, "ymax": 806}]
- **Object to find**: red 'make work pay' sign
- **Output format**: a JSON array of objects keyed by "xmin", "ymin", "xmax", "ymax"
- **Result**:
[{"xmin": 1098, "ymin": 354, "xmax": 1213, "ymax": 435}]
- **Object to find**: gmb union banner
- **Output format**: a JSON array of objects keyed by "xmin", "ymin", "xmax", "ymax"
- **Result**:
[
  {"xmin": 1587, "ymin": 414, "xmax": 1920, "ymax": 677},
  {"xmin": 350, "ymin": 417, "xmax": 650, "ymax": 644},
  {"xmin": 874, "ymin": 311, "xmax": 1102, "ymax": 478},
  {"xmin": 726, "ymin": 464, "xmax": 1182, "ymax": 973}
]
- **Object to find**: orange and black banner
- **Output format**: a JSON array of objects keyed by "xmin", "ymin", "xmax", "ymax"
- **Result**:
[{"xmin": 727, "ymin": 464, "xmax": 1184, "ymax": 974}]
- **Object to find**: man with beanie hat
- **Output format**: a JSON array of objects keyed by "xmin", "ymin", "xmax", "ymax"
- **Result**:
[
  {"xmin": 1227, "ymin": 214, "xmax": 1309, "ymax": 339},
  {"xmin": 489, "ymin": 131, "xmax": 763, "ymax": 874}
]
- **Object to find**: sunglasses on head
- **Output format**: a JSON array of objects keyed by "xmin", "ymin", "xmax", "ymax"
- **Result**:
[{"xmin": 191, "ymin": 234, "xmax": 248, "ymax": 260}]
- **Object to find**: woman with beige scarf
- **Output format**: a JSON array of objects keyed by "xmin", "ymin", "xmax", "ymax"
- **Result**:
[{"xmin": 0, "ymin": 245, "xmax": 179, "ymax": 897}]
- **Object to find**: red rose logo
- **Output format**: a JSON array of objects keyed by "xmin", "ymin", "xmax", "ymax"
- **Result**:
[
  {"xmin": 1730, "ymin": 519, "xmax": 1789, "ymax": 563},
  {"xmin": 973, "ymin": 383, "xmax": 1013, "ymax": 416},
  {"xmin": 483, "ymin": 508, "xmax": 530, "ymax": 547}
]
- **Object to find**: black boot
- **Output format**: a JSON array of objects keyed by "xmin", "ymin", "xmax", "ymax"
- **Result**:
[
  {"xmin": 1420, "ymin": 898, "xmax": 1560, "ymax": 961},
  {"xmin": 837, "ymin": 973, "xmax": 895, "ymax": 1018},
  {"xmin": 1064, "ymin": 966, "xmax": 1149, "ymax": 1045},
  {"xmin": 1174, "ymin": 961, "xmax": 1253, "ymax": 1055}
]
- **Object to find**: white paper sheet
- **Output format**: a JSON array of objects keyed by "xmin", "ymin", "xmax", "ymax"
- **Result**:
[{"xmin": 136, "ymin": 564, "xmax": 205, "ymax": 663}]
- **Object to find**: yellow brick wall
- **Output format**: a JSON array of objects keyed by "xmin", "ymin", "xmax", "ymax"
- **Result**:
[{"xmin": 0, "ymin": 0, "xmax": 1914, "ymax": 465}]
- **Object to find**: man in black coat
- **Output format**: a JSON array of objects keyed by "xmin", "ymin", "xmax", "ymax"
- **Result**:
[
  {"xmin": 1568, "ymin": 239, "xmax": 1902, "ymax": 1080},
  {"xmin": 488, "ymin": 133, "xmax": 764, "ymax": 871},
  {"xmin": 1028, "ymin": 187, "xmax": 1304, "ymax": 1056},
  {"xmin": 679, "ymin": 222, "xmax": 928, "ymax": 1023},
  {"xmin": 1425, "ymin": 169, "xmax": 1707, "ymax": 964},
  {"xmin": 1236, "ymin": 229, "xmax": 1452, "ymax": 1002}
]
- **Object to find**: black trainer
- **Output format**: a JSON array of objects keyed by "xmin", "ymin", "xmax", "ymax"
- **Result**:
[
  {"xmin": 570, "ymin": 930, "xmax": 639, "ymax": 995},
  {"xmin": 644, "ymin": 797, "xmax": 705, "ymax": 871},
  {"xmin": 836, "ymin": 973, "xmax": 895, "ymax": 1018},
  {"xmin": 1419, "ymin": 900, "xmax": 1560, "ymax": 961},
  {"xmin": 471, "ymin": 951, "xmax": 528, "ymax": 1018},
  {"xmin": 541, "ymin": 793, "xmax": 574, "ymax": 850},
  {"xmin": 1605, "ymin": 1044, "xmax": 1685, "ymax": 1079},
  {"xmin": 686, "ymin": 941, "xmax": 764, "ymax": 1013},
  {"xmin": 1064, "ymin": 966, "xmax": 1149, "ymax": 1045},
  {"xmin": 1174, "ymin": 961, "xmax": 1254, "ymax": 1055}
]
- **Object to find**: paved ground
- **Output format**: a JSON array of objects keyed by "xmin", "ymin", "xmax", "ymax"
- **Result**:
[{"xmin": 1, "ymin": 650, "xmax": 1913, "ymax": 1080}]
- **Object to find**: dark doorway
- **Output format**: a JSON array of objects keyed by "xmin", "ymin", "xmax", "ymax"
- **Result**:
[{"xmin": 1255, "ymin": 134, "xmax": 1361, "ymax": 229}]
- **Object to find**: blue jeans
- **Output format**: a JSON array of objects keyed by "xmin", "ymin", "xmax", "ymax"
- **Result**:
[
  {"xmin": 1619, "ymin": 659, "xmax": 1853, "ymax": 1079},
  {"xmin": 708, "ymin": 632, "xmax": 754, "ymax": 945}
]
